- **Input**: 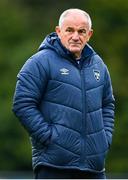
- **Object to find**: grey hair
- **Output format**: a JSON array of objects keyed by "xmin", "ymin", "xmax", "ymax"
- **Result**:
[{"xmin": 58, "ymin": 8, "xmax": 92, "ymax": 30}]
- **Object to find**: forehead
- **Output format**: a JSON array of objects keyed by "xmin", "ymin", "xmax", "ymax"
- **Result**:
[{"xmin": 61, "ymin": 13, "xmax": 89, "ymax": 29}]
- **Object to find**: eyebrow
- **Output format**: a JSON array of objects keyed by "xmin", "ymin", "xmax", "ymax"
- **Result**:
[{"xmin": 66, "ymin": 26, "xmax": 87, "ymax": 30}]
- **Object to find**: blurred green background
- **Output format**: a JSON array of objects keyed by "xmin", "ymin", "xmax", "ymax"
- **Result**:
[{"xmin": 0, "ymin": 0, "xmax": 128, "ymax": 178}]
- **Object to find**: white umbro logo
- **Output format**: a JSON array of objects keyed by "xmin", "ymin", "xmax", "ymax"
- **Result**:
[
  {"xmin": 93, "ymin": 69, "xmax": 100, "ymax": 81},
  {"xmin": 60, "ymin": 68, "xmax": 69, "ymax": 75}
]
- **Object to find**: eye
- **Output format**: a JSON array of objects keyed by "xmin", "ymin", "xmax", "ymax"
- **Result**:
[
  {"xmin": 66, "ymin": 27, "xmax": 74, "ymax": 33},
  {"xmin": 78, "ymin": 29, "xmax": 87, "ymax": 35}
]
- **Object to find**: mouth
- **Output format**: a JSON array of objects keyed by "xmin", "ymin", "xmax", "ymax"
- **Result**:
[{"xmin": 70, "ymin": 43, "xmax": 81, "ymax": 46}]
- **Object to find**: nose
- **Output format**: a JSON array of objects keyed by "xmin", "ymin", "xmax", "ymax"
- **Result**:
[{"xmin": 72, "ymin": 31, "xmax": 79, "ymax": 41}]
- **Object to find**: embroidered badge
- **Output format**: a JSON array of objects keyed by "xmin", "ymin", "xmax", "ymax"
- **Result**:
[
  {"xmin": 93, "ymin": 70, "xmax": 100, "ymax": 81},
  {"xmin": 60, "ymin": 68, "xmax": 69, "ymax": 75}
]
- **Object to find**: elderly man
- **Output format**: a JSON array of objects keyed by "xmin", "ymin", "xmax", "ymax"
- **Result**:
[{"xmin": 13, "ymin": 8, "xmax": 115, "ymax": 179}]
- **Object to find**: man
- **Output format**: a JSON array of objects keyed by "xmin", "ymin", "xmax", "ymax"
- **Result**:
[{"xmin": 13, "ymin": 8, "xmax": 115, "ymax": 179}]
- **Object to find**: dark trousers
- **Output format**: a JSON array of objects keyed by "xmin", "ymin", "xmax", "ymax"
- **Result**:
[{"xmin": 34, "ymin": 165, "xmax": 106, "ymax": 179}]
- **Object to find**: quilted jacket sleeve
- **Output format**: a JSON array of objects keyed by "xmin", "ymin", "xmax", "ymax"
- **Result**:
[
  {"xmin": 12, "ymin": 54, "xmax": 51, "ymax": 144},
  {"xmin": 103, "ymin": 65, "xmax": 115, "ymax": 147}
]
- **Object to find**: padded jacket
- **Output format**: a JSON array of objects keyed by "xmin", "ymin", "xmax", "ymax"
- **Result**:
[{"xmin": 13, "ymin": 32, "xmax": 115, "ymax": 173}]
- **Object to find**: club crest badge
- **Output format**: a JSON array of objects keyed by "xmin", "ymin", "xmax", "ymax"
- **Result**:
[{"xmin": 93, "ymin": 70, "xmax": 100, "ymax": 81}]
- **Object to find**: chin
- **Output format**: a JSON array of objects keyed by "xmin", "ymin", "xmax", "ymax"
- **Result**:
[{"xmin": 70, "ymin": 47, "xmax": 80, "ymax": 52}]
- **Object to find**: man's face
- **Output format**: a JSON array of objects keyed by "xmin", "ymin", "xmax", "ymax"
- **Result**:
[{"xmin": 56, "ymin": 13, "xmax": 93, "ymax": 58}]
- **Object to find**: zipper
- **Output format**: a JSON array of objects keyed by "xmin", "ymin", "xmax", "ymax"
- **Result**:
[
  {"xmin": 69, "ymin": 57, "xmax": 88, "ymax": 168},
  {"xmin": 79, "ymin": 67, "xmax": 87, "ymax": 168}
]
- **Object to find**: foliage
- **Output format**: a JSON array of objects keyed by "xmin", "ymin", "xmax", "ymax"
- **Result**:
[{"xmin": 0, "ymin": 0, "xmax": 128, "ymax": 174}]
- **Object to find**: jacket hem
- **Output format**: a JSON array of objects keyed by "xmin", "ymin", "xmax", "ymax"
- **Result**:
[{"xmin": 33, "ymin": 162, "xmax": 105, "ymax": 173}]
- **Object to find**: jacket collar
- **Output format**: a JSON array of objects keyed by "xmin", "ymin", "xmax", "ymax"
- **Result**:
[{"xmin": 39, "ymin": 32, "xmax": 95, "ymax": 62}]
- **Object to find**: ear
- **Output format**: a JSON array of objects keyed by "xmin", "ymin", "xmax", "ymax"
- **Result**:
[
  {"xmin": 55, "ymin": 26, "xmax": 61, "ymax": 36},
  {"xmin": 88, "ymin": 29, "xmax": 93, "ymax": 38},
  {"xmin": 87, "ymin": 29, "xmax": 93, "ymax": 41}
]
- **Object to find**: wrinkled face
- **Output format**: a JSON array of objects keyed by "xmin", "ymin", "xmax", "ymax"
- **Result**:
[{"xmin": 56, "ymin": 13, "xmax": 93, "ymax": 58}]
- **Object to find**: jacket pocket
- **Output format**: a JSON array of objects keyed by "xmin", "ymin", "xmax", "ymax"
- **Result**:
[
  {"xmin": 47, "ymin": 124, "xmax": 60, "ymax": 145},
  {"xmin": 102, "ymin": 129, "xmax": 109, "ymax": 149}
]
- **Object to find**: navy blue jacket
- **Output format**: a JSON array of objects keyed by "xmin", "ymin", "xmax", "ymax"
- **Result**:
[{"xmin": 13, "ymin": 32, "xmax": 115, "ymax": 172}]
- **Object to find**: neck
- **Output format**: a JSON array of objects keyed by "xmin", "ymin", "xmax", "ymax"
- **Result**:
[{"xmin": 76, "ymin": 56, "xmax": 81, "ymax": 60}]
